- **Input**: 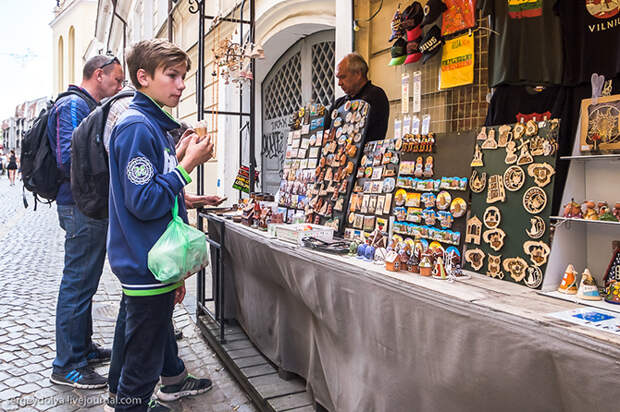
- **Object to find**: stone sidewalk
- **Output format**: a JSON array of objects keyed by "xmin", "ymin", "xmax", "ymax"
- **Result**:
[{"xmin": 0, "ymin": 176, "xmax": 256, "ymax": 412}]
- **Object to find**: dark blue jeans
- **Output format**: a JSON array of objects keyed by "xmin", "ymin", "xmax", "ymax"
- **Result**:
[
  {"xmin": 115, "ymin": 291, "xmax": 183, "ymax": 411},
  {"xmin": 109, "ymin": 294, "xmax": 186, "ymax": 395},
  {"xmin": 53, "ymin": 204, "xmax": 107, "ymax": 374}
]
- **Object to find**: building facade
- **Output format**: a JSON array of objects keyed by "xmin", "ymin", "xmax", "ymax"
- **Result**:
[{"xmin": 1, "ymin": 97, "xmax": 48, "ymax": 153}]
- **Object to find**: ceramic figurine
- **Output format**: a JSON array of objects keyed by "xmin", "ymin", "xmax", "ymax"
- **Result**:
[
  {"xmin": 374, "ymin": 247, "xmax": 388, "ymax": 265},
  {"xmin": 414, "ymin": 156, "xmax": 424, "ymax": 178},
  {"xmin": 423, "ymin": 156, "xmax": 434, "ymax": 178},
  {"xmin": 385, "ymin": 251, "xmax": 400, "ymax": 272},
  {"xmin": 577, "ymin": 269, "xmax": 602, "ymax": 301},
  {"xmin": 419, "ymin": 250, "xmax": 434, "ymax": 277},
  {"xmin": 364, "ymin": 245, "xmax": 376, "ymax": 261},
  {"xmin": 432, "ymin": 256, "xmax": 447, "ymax": 280},
  {"xmin": 582, "ymin": 201, "xmax": 599, "ymax": 220},
  {"xmin": 558, "ymin": 264, "xmax": 578, "ymax": 294},
  {"xmin": 597, "ymin": 201, "xmax": 610, "ymax": 215},
  {"xmin": 357, "ymin": 243, "xmax": 367, "ymax": 258},
  {"xmin": 563, "ymin": 200, "xmax": 582, "ymax": 219},
  {"xmin": 407, "ymin": 253, "xmax": 420, "ymax": 273},
  {"xmin": 613, "ymin": 202, "xmax": 620, "ymax": 221},
  {"xmin": 349, "ymin": 241, "xmax": 359, "ymax": 256}
]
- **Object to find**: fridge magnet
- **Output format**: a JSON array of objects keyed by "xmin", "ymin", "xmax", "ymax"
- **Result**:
[
  {"xmin": 414, "ymin": 156, "xmax": 424, "ymax": 177},
  {"xmin": 406, "ymin": 192, "xmax": 422, "ymax": 207},
  {"xmin": 503, "ymin": 165, "xmax": 525, "ymax": 192},
  {"xmin": 523, "ymin": 241, "xmax": 551, "ymax": 267},
  {"xmin": 513, "ymin": 122, "xmax": 525, "ymax": 140},
  {"xmin": 363, "ymin": 216, "xmax": 376, "ymax": 232},
  {"xmin": 465, "ymin": 216, "xmax": 482, "ymax": 245},
  {"xmin": 423, "ymin": 156, "xmax": 434, "ymax": 178},
  {"xmin": 331, "ymin": 109, "xmax": 339, "ymax": 119},
  {"xmin": 558, "ymin": 264, "xmax": 578, "ymax": 294},
  {"xmin": 526, "ymin": 216, "xmax": 546, "ymax": 239},
  {"xmin": 504, "ymin": 141, "xmax": 518, "ymax": 164},
  {"xmin": 477, "ymin": 127, "xmax": 487, "ymax": 141},
  {"xmin": 360, "ymin": 195, "xmax": 370, "ymax": 214},
  {"xmin": 482, "ymin": 228, "xmax": 506, "ymax": 252},
  {"xmin": 469, "ymin": 170, "xmax": 487, "ymax": 193},
  {"xmin": 376, "ymin": 196, "xmax": 386, "ymax": 215},
  {"xmin": 525, "ymin": 119, "xmax": 538, "ymax": 137},
  {"xmin": 523, "ymin": 187, "xmax": 547, "ymax": 214},
  {"xmin": 481, "ymin": 128, "xmax": 498, "ymax": 149},
  {"xmin": 529, "ymin": 136, "xmax": 545, "ymax": 156},
  {"xmin": 577, "ymin": 269, "xmax": 602, "ymax": 301},
  {"xmin": 383, "ymin": 177, "xmax": 396, "ymax": 193},
  {"xmin": 579, "ymin": 94, "xmax": 620, "ymax": 153},
  {"xmin": 436, "ymin": 191, "xmax": 452, "ymax": 210},
  {"xmin": 464, "ymin": 248, "xmax": 485, "ymax": 271},
  {"xmin": 527, "ymin": 163, "xmax": 555, "ymax": 188},
  {"xmin": 486, "ymin": 254, "xmax": 504, "ymax": 279},
  {"xmin": 470, "ymin": 144, "xmax": 484, "ymax": 167},
  {"xmin": 384, "ymin": 194, "xmax": 393, "ymax": 214},
  {"xmin": 516, "ymin": 143, "xmax": 534, "ymax": 166},
  {"xmin": 487, "ymin": 175, "xmax": 506, "ymax": 204},
  {"xmin": 368, "ymin": 196, "xmax": 378, "ymax": 214},
  {"xmin": 502, "ymin": 257, "xmax": 528, "ymax": 282},
  {"xmin": 497, "ymin": 125, "xmax": 512, "ymax": 148},
  {"xmin": 483, "ymin": 206, "xmax": 501, "ymax": 229},
  {"xmin": 395, "ymin": 189, "xmax": 407, "ymax": 206},
  {"xmin": 334, "ymin": 198, "xmax": 345, "ymax": 212},
  {"xmin": 450, "ymin": 197, "xmax": 467, "ymax": 218},
  {"xmin": 524, "ymin": 266, "xmax": 543, "ymax": 289}
]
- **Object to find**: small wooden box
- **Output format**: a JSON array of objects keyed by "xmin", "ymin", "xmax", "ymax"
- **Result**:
[{"xmin": 580, "ymin": 94, "xmax": 620, "ymax": 154}]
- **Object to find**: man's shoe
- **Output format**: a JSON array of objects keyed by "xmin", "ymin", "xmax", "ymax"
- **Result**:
[
  {"xmin": 148, "ymin": 400, "xmax": 172, "ymax": 411},
  {"xmin": 156, "ymin": 375, "xmax": 213, "ymax": 401},
  {"xmin": 87, "ymin": 344, "xmax": 112, "ymax": 365},
  {"xmin": 50, "ymin": 366, "xmax": 107, "ymax": 389}
]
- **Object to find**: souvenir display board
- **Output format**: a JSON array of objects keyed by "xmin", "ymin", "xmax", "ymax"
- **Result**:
[
  {"xmin": 464, "ymin": 120, "xmax": 560, "ymax": 288},
  {"xmin": 278, "ymin": 104, "xmax": 327, "ymax": 215},
  {"xmin": 343, "ymin": 138, "xmax": 401, "ymax": 241},
  {"xmin": 391, "ymin": 131, "xmax": 475, "ymax": 251},
  {"xmin": 306, "ymin": 99, "xmax": 370, "ymax": 232}
]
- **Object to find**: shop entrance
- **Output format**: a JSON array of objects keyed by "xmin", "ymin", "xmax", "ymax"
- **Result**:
[{"xmin": 261, "ymin": 29, "xmax": 335, "ymax": 194}]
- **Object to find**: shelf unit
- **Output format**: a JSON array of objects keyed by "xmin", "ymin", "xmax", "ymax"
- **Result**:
[{"xmin": 543, "ymin": 117, "xmax": 620, "ymax": 291}]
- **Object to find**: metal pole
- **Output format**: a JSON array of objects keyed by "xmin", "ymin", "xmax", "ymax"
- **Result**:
[
  {"xmin": 239, "ymin": 1, "xmax": 244, "ymax": 201},
  {"xmin": 197, "ymin": 0, "xmax": 205, "ymax": 196},
  {"xmin": 248, "ymin": 0, "xmax": 256, "ymax": 194}
]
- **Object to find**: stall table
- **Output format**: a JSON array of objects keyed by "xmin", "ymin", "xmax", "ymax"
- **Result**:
[{"xmin": 207, "ymin": 215, "xmax": 620, "ymax": 412}]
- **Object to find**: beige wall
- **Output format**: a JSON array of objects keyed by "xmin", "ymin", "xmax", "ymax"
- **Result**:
[{"xmin": 51, "ymin": 0, "xmax": 98, "ymax": 95}]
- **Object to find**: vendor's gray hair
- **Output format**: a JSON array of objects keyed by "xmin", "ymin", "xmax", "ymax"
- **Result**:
[{"xmin": 344, "ymin": 53, "xmax": 368, "ymax": 78}]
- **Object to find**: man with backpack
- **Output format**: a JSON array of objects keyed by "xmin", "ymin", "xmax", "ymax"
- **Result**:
[{"xmin": 47, "ymin": 55, "xmax": 124, "ymax": 389}]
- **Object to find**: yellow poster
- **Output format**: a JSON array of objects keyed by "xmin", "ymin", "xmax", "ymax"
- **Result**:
[{"xmin": 439, "ymin": 33, "xmax": 474, "ymax": 90}]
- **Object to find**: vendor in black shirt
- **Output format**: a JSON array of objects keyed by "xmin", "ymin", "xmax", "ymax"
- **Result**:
[{"xmin": 324, "ymin": 53, "xmax": 390, "ymax": 142}]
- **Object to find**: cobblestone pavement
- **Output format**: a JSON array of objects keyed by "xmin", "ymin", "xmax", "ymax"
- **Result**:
[{"xmin": 0, "ymin": 176, "xmax": 256, "ymax": 412}]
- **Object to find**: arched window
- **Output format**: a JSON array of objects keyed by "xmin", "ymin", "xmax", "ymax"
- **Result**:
[
  {"xmin": 68, "ymin": 26, "xmax": 75, "ymax": 84},
  {"xmin": 58, "ymin": 36, "xmax": 64, "ymax": 92},
  {"xmin": 261, "ymin": 30, "xmax": 335, "ymax": 193}
]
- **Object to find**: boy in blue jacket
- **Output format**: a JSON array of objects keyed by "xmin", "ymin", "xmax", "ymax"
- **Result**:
[{"xmin": 108, "ymin": 39, "xmax": 214, "ymax": 411}]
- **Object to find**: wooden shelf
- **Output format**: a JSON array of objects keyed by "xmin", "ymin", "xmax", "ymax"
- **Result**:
[
  {"xmin": 560, "ymin": 154, "xmax": 620, "ymax": 161},
  {"xmin": 550, "ymin": 216, "xmax": 620, "ymax": 226}
]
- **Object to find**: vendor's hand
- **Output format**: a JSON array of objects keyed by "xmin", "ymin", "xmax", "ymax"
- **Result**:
[
  {"xmin": 174, "ymin": 281, "xmax": 186, "ymax": 305},
  {"xmin": 175, "ymin": 129, "xmax": 195, "ymax": 162},
  {"xmin": 180, "ymin": 136, "xmax": 213, "ymax": 174},
  {"xmin": 184, "ymin": 193, "xmax": 226, "ymax": 209}
]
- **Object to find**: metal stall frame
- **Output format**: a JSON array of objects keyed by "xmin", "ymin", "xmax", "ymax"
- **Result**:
[{"xmin": 186, "ymin": 0, "xmax": 256, "ymax": 345}]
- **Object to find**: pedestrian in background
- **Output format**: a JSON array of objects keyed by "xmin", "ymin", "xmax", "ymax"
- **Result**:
[
  {"xmin": 47, "ymin": 54, "xmax": 124, "ymax": 389},
  {"xmin": 6, "ymin": 149, "xmax": 18, "ymax": 185}
]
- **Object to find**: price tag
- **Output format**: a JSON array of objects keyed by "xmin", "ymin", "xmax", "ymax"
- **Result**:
[
  {"xmin": 413, "ymin": 71, "xmax": 422, "ymax": 113},
  {"xmin": 421, "ymin": 114, "xmax": 431, "ymax": 135},
  {"xmin": 394, "ymin": 118, "xmax": 402, "ymax": 140},
  {"xmin": 401, "ymin": 73, "xmax": 410, "ymax": 114}
]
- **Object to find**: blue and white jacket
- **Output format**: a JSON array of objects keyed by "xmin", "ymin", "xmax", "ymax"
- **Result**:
[{"xmin": 108, "ymin": 91, "xmax": 191, "ymax": 296}]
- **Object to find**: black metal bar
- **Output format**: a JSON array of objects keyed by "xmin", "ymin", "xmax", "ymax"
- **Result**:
[
  {"xmin": 218, "ymin": 221, "xmax": 226, "ymax": 343},
  {"xmin": 248, "ymin": 0, "xmax": 256, "ymax": 194},
  {"xmin": 203, "ymin": 110, "xmax": 251, "ymax": 116},
  {"xmin": 197, "ymin": 0, "xmax": 205, "ymax": 196},
  {"xmin": 239, "ymin": 0, "xmax": 245, "ymax": 202},
  {"xmin": 204, "ymin": 15, "xmax": 251, "ymax": 25}
]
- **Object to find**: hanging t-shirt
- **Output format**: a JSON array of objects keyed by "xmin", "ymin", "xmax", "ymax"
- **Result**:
[
  {"xmin": 554, "ymin": 0, "xmax": 620, "ymax": 86},
  {"xmin": 478, "ymin": 0, "xmax": 563, "ymax": 87}
]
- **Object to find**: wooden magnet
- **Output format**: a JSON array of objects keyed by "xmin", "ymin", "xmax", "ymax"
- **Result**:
[
  {"xmin": 486, "ymin": 254, "xmax": 504, "ymax": 279},
  {"xmin": 524, "ymin": 266, "xmax": 543, "ymax": 289},
  {"xmin": 464, "ymin": 248, "xmax": 485, "ymax": 271},
  {"xmin": 487, "ymin": 175, "xmax": 506, "ymax": 204},
  {"xmin": 513, "ymin": 123, "xmax": 526, "ymax": 140},
  {"xmin": 525, "ymin": 119, "xmax": 538, "ymax": 136},
  {"xmin": 516, "ymin": 143, "xmax": 534, "ymax": 165},
  {"xmin": 523, "ymin": 187, "xmax": 547, "ymax": 214},
  {"xmin": 481, "ymin": 128, "xmax": 498, "ymax": 149},
  {"xmin": 483, "ymin": 206, "xmax": 501, "ymax": 229},
  {"xmin": 482, "ymin": 228, "xmax": 506, "ymax": 252},
  {"xmin": 471, "ymin": 144, "xmax": 484, "ymax": 167},
  {"xmin": 503, "ymin": 165, "xmax": 525, "ymax": 192},
  {"xmin": 527, "ymin": 163, "xmax": 555, "ymax": 188},
  {"xmin": 465, "ymin": 216, "xmax": 482, "ymax": 245},
  {"xmin": 497, "ymin": 125, "xmax": 512, "ymax": 148},
  {"xmin": 504, "ymin": 141, "xmax": 518, "ymax": 164},
  {"xmin": 502, "ymin": 257, "xmax": 528, "ymax": 282},
  {"xmin": 523, "ymin": 241, "xmax": 551, "ymax": 267},
  {"xmin": 469, "ymin": 170, "xmax": 487, "ymax": 193},
  {"xmin": 477, "ymin": 127, "xmax": 487, "ymax": 141},
  {"xmin": 526, "ymin": 216, "xmax": 545, "ymax": 239},
  {"xmin": 529, "ymin": 136, "xmax": 545, "ymax": 156}
]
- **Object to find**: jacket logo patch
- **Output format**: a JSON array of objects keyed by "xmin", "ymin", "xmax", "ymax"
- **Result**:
[{"xmin": 127, "ymin": 157, "xmax": 154, "ymax": 185}]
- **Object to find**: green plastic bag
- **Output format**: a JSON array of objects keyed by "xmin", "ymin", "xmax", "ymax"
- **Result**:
[{"xmin": 148, "ymin": 196, "xmax": 209, "ymax": 284}]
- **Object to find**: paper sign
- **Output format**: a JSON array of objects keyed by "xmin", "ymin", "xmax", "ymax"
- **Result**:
[
  {"xmin": 412, "ymin": 116, "xmax": 420, "ymax": 134},
  {"xmin": 421, "ymin": 114, "xmax": 431, "ymax": 135},
  {"xmin": 413, "ymin": 71, "xmax": 422, "ymax": 113},
  {"xmin": 548, "ymin": 308, "xmax": 620, "ymax": 336},
  {"xmin": 402, "ymin": 116, "xmax": 411, "ymax": 135},
  {"xmin": 401, "ymin": 72, "xmax": 410, "ymax": 114},
  {"xmin": 394, "ymin": 118, "xmax": 402, "ymax": 140}
]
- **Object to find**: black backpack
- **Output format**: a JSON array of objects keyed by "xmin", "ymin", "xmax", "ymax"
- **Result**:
[
  {"xmin": 71, "ymin": 90, "xmax": 135, "ymax": 219},
  {"xmin": 21, "ymin": 89, "xmax": 96, "ymax": 209}
]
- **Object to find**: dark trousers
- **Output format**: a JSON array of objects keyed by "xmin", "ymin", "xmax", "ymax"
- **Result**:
[
  {"xmin": 115, "ymin": 291, "xmax": 181, "ymax": 412},
  {"xmin": 109, "ymin": 294, "xmax": 186, "ymax": 396}
]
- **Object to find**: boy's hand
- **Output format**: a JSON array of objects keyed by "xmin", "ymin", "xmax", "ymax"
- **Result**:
[
  {"xmin": 174, "ymin": 281, "xmax": 186, "ymax": 305},
  {"xmin": 180, "ymin": 136, "xmax": 214, "ymax": 174},
  {"xmin": 175, "ymin": 129, "xmax": 195, "ymax": 161},
  {"xmin": 184, "ymin": 194, "xmax": 226, "ymax": 209}
]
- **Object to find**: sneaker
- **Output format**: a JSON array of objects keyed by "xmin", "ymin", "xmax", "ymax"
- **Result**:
[
  {"xmin": 103, "ymin": 394, "xmax": 116, "ymax": 412},
  {"xmin": 50, "ymin": 366, "xmax": 107, "ymax": 389},
  {"xmin": 156, "ymin": 375, "xmax": 213, "ymax": 401},
  {"xmin": 148, "ymin": 400, "xmax": 172, "ymax": 411},
  {"xmin": 87, "ymin": 344, "xmax": 112, "ymax": 365}
]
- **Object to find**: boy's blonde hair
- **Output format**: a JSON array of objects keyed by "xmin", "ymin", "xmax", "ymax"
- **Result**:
[{"xmin": 125, "ymin": 39, "xmax": 191, "ymax": 88}]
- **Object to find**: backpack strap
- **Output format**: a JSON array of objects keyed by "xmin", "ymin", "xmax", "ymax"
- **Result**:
[{"xmin": 56, "ymin": 88, "xmax": 98, "ymax": 111}]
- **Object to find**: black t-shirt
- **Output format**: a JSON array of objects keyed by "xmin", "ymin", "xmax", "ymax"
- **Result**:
[
  {"xmin": 324, "ymin": 81, "xmax": 390, "ymax": 142},
  {"xmin": 554, "ymin": 0, "xmax": 620, "ymax": 86},
  {"xmin": 478, "ymin": 0, "xmax": 563, "ymax": 87}
]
